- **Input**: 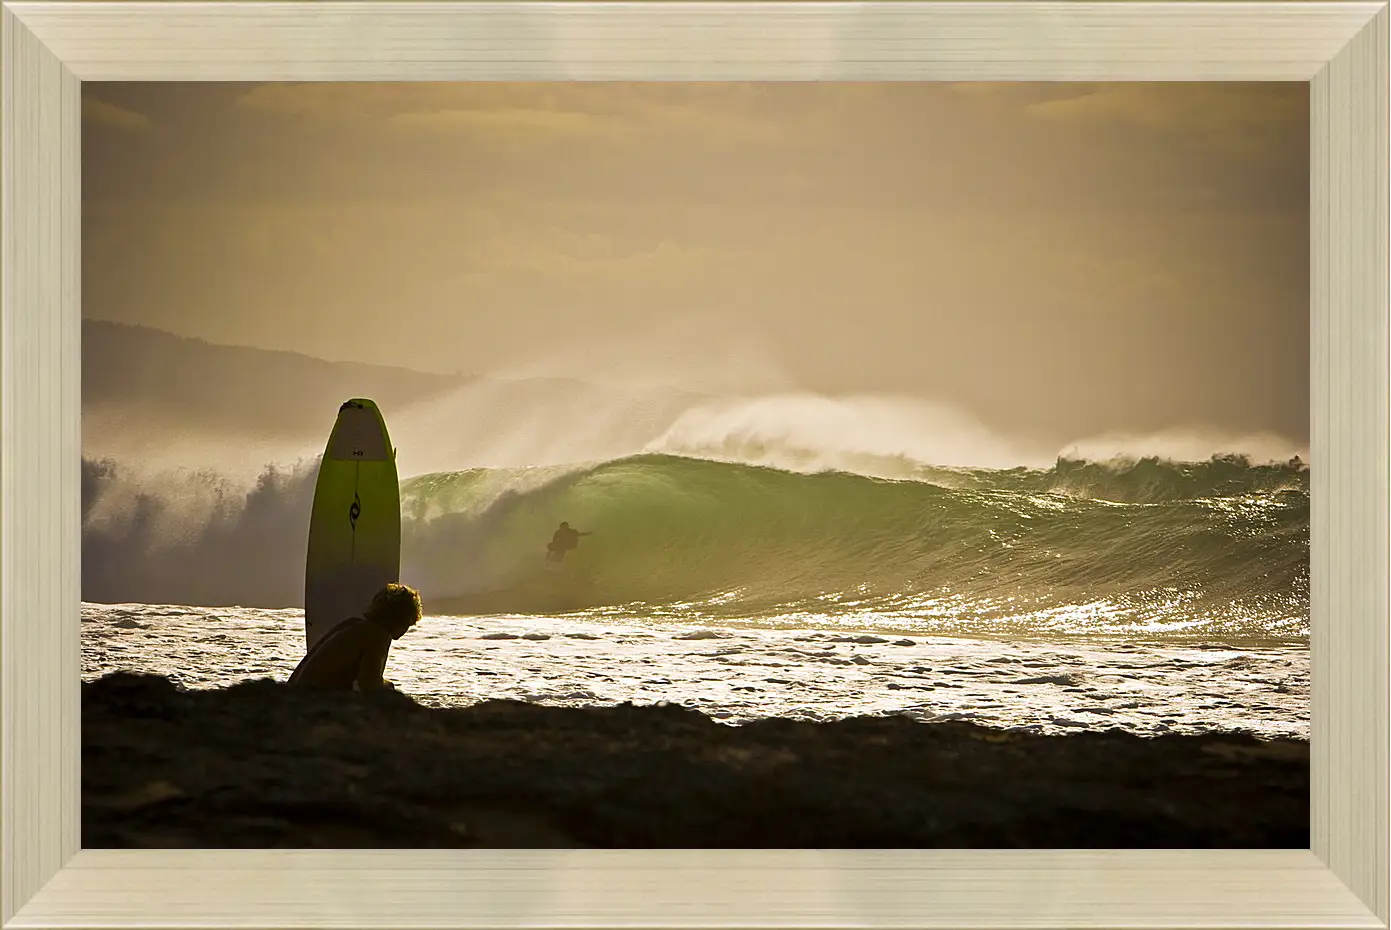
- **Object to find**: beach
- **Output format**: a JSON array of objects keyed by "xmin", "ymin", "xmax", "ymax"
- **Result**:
[{"xmin": 83, "ymin": 670, "xmax": 1308, "ymax": 849}]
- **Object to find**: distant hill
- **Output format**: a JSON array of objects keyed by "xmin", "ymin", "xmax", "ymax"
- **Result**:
[
  {"xmin": 82, "ymin": 320, "xmax": 461, "ymax": 440},
  {"xmin": 80, "ymin": 320, "xmax": 737, "ymax": 476}
]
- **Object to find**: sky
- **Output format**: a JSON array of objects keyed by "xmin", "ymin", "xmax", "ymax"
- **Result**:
[{"xmin": 82, "ymin": 81, "xmax": 1310, "ymax": 454}]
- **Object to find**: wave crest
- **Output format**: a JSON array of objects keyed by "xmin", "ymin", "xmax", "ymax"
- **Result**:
[{"xmin": 83, "ymin": 452, "xmax": 1309, "ymax": 643}]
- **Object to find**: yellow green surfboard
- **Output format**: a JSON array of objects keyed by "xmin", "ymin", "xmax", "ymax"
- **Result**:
[{"xmin": 303, "ymin": 398, "xmax": 402, "ymax": 651}]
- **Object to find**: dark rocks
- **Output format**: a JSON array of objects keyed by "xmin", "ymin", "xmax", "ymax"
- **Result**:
[
  {"xmin": 83, "ymin": 672, "xmax": 1309, "ymax": 849},
  {"xmin": 1016, "ymin": 675, "xmax": 1083, "ymax": 686}
]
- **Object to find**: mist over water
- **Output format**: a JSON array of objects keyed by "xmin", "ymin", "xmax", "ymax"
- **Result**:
[
  {"xmin": 1059, "ymin": 429, "xmax": 1307, "ymax": 471},
  {"xmin": 83, "ymin": 456, "xmax": 319, "ymax": 608},
  {"xmin": 380, "ymin": 319, "xmax": 802, "ymax": 475}
]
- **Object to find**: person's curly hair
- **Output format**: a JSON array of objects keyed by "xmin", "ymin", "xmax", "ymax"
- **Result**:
[{"xmin": 364, "ymin": 583, "xmax": 423, "ymax": 629}]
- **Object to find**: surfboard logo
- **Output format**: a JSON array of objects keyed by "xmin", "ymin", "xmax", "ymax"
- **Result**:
[{"xmin": 349, "ymin": 493, "xmax": 361, "ymax": 530}]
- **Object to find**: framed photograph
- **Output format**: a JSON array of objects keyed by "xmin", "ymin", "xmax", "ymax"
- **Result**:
[{"xmin": 4, "ymin": 1, "xmax": 1387, "ymax": 928}]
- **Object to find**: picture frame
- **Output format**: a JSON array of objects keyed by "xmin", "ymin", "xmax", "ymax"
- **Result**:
[{"xmin": 3, "ymin": 1, "xmax": 1386, "ymax": 927}]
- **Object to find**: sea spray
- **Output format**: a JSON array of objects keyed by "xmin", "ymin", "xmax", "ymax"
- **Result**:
[{"xmin": 83, "ymin": 452, "xmax": 1309, "ymax": 644}]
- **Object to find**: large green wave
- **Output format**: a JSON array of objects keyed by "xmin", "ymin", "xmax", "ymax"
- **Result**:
[{"xmin": 399, "ymin": 454, "xmax": 1309, "ymax": 640}]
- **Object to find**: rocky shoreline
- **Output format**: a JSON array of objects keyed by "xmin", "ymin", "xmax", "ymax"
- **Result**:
[{"xmin": 83, "ymin": 672, "xmax": 1309, "ymax": 848}]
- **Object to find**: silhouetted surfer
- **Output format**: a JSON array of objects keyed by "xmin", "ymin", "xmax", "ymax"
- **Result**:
[
  {"xmin": 287, "ymin": 583, "xmax": 423, "ymax": 692},
  {"xmin": 546, "ymin": 521, "xmax": 592, "ymax": 563}
]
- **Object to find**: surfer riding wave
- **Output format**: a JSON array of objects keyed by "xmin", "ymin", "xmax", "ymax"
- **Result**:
[{"xmin": 546, "ymin": 521, "xmax": 592, "ymax": 563}]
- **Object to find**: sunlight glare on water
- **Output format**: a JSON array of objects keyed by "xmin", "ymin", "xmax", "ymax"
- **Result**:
[{"xmin": 83, "ymin": 601, "xmax": 1309, "ymax": 738}]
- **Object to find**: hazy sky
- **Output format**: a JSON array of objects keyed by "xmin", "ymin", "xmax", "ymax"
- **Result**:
[{"xmin": 83, "ymin": 82, "xmax": 1309, "ymax": 448}]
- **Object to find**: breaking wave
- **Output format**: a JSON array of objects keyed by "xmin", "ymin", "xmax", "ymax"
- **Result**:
[{"xmin": 82, "ymin": 451, "xmax": 1309, "ymax": 643}]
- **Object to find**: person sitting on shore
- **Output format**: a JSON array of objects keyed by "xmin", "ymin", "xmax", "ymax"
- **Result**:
[
  {"xmin": 546, "ymin": 521, "xmax": 592, "ymax": 563},
  {"xmin": 287, "ymin": 583, "xmax": 423, "ymax": 693}
]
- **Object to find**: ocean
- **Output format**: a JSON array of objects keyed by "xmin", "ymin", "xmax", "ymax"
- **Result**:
[{"xmin": 82, "ymin": 452, "xmax": 1310, "ymax": 739}]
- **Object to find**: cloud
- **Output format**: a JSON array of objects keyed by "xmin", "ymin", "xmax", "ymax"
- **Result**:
[
  {"xmin": 461, "ymin": 227, "xmax": 721, "ymax": 284},
  {"xmin": 944, "ymin": 82, "xmax": 1305, "ymax": 157},
  {"xmin": 1047, "ymin": 248, "xmax": 1188, "ymax": 304},
  {"xmin": 1022, "ymin": 83, "xmax": 1305, "ymax": 155},
  {"xmin": 113, "ymin": 194, "xmax": 722, "ymax": 296},
  {"xmin": 947, "ymin": 82, "xmax": 1037, "ymax": 96},
  {"xmin": 232, "ymin": 82, "xmax": 789, "ymax": 150},
  {"xmin": 83, "ymin": 97, "xmax": 152, "ymax": 132},
  {"xmin": 386, "ymin": 106, "xmax": 638, "ymax": 148},
  {"xmin": 946, "ymin": 82, "xmax": 1110, "ymax": 107}
]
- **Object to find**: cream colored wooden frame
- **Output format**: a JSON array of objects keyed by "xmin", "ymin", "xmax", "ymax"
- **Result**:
[{"xmin": 2, "ymin": 2, "xmax": 1386, "ymax": 927}]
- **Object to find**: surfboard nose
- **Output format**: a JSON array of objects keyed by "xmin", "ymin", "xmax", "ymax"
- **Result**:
[{"xmin": 326, "ymin": 400, "xmax": 392, "ymax": 462}]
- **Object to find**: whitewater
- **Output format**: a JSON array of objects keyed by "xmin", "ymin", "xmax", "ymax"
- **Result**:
[{"xmin": 81, "ymin": 447, "xmax": 1309, "ymax": 738}]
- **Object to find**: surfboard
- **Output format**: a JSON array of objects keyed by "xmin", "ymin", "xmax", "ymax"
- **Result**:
[{"xmin": 303, "ymin": 398, "xmax": 401, "ymax": 651}]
